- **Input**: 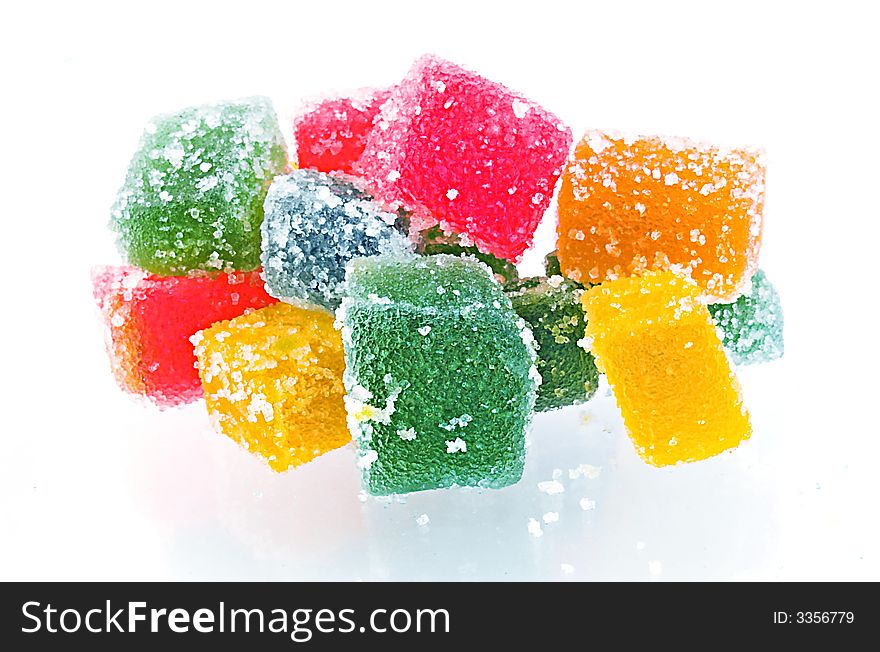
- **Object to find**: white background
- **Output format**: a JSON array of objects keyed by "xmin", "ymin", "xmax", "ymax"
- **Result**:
[{"xmin": 2, "ymin": 0, "xmax": 878, "ymax": 580}]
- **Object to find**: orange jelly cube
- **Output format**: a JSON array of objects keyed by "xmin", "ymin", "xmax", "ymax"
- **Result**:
[
  {"xmin": 582, "ymin": 271, "xmax": 751, "ymax": 466},
  {"xmin": 558, "ymin": 131, "xmax": 765, "ymax": 302},
  {"xmin": 193, "ymin": 303, "xmax": 349, "ymax": 472}
]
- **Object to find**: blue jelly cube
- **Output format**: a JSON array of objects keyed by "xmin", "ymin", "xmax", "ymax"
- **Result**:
[{"xmin": 261, "ymin": 169, "xmax": 412, "ymax": 311}]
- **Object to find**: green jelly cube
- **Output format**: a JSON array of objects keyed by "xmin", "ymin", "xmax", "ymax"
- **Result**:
[
  {"xmin": 339, "ymin": 254, "xmax": 539, "ymax": 495},
  {"xmin": 544, "ymin": 250, "xmax": 563, "ymax": 277},
  {"xmin": 418, "ymin": 225, "xmax": 519, "ymax": 284},
  {"xmin": 111, "ymin": 97, "xmax": 288, "ymax": 274},
  {"xmin": 708, "ymin": 269, "xmax": 784, "ymax": 365},
  {"xmin": 506, "ymin": 276, "xmax": 599, "ymax": 411},
  {"xmin": 544, "ymin": 249, "xmax": 597, "ymax": 291}
]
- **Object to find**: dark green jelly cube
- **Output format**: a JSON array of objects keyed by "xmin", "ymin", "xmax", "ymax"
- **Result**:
[
  {"xmin": 544, "ymin": 250, "xmax": 596, "ymax": 292},
  {"xmin": 506, "ymin": 276, "xmax": 599, "ymax": 411},
  {"xmin": 544, "ymin": 250, "xmax": 563, "ymax": 277},
  {"xmin": 708, "ymin": 269, "xmax": 784, "ymax": 365},
  {"xmin": 111, "ymin": 97, "xmax": 288, "ymax": 274},
  {"xmin": 339, "ymin": 254, "xmax": 539, "ymax": 495},
  {"xmin": 418, "ymin": 225, "xmax": 519, "ymax": 284}
]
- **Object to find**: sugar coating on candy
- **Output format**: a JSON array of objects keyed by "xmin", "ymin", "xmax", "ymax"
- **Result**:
[
  {"xmin": 111, "ymin": 97, "xmax": 288, "ymax": 275},
  {"xmin": 261, "ymin": 169, "xmax": 412, "ymax": 311},
  {"xmin": 582, "ymin": 271, "xmax": 751, "ymax": 466},
  {"xmin": 419, "ymin": 225, "xmax": 519, "ymax": 284},
  {"xmin": 527, "ymin": 518, "xmax": 544, "ymax": 537},
  {"xmin": 338, "ymin": 254, "xmax": 539, "ymax": 495},
  {"xmin": 537, "ymin": 480, "xmax": 565, "ymax": 495},
  {"xmin": 293, "ymin": 88, "xmax": 391, "ymax": 174},
  {"xmin": 708, "ymin": 269, "xmax": 784, "ymax": 365},
  {"xmin": 579, "ymin": 498, "xmax": 596, "ymax": 511},
  {"xmin": 506, "ymin": 276, "xmax": 598, "ymax": 411},
  {"xmin": 91, "ymin": 267, "xmax": 276, "ymax": 407},
  {"xmin": 357, "ymin": 55, "xmax": 572, "ymax": 262},
  {"xmin": 569, "ymin": 463, "xmax": 601, "ymax": 480},
  {"xmin": 558, "ymin": 131, "xmax": 765, "ymax": 302},
  {"xmin": 193, "ymin": 303, "xmax": 349, "ymax": 471}
]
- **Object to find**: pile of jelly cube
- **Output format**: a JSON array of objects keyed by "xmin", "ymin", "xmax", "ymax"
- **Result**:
[{"xmin": 93, "ymin": 55, "xmax": 783, "ymax": 495}]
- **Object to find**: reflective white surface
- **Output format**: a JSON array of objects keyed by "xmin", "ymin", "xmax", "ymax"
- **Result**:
[
  {"xmin": 4, "ymin": 369, "xmax": 789, "ymax": 581},
  {"xmin": 2, "ymin": 0, "xmax": 877, "ymax": 580}
]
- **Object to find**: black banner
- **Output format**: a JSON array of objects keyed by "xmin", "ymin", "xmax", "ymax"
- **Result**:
[{"xmin": 0, "ymin": 582, "xmax": 871, "ymax": 648}]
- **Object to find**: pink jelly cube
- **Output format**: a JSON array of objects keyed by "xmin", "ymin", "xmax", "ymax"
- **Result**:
[
  {"xmin": 356, "ymin": 55, "xmax": 572, "ymax": 262},
  {"xmin": 294, "ymin": 88, "xmax": 392, "ymax": 175},
  {"xmin": 92, "ymin": 266, "xmax": 277, "ymax": 407}
]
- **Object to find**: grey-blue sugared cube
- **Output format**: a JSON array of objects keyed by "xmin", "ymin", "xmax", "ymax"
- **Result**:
[{"xmin": 261, "ymin": 169, "xmax": 412, "ymax": 311}]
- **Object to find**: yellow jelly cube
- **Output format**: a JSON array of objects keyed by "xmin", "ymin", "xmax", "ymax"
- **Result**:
[
  {"xmin": 193, "ymin": 303, "xmax": 349, "ymax": 471},
  {"xmin": 582, "ymin": 271, "xmax": 750, "ymax": 466}
]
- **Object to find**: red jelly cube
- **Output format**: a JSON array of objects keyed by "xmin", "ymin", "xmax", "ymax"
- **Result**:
[
  {"xmin": 357, "ymin": 55, "xmax": 572, "ymax": 262},
  {"xmin": 92, "ymin": 266, "xmax": 277, "ymax": 407},
  {"xmin": 294, "ymin": 88, "xmax": 391, "ymax": 175}
]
